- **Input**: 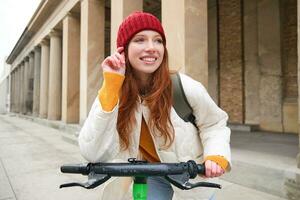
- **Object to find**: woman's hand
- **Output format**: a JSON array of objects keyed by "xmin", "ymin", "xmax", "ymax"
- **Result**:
[
  {"xmin": 204, "ymin": 160, "xmax": 225, "ymax": 178},
  {"xmin": 101, "ymin": 47, "xmax": 126, "ymax": 75}
]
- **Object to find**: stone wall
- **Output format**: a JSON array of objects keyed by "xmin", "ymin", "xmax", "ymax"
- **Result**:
[
  {"xmin": 281, "ymin": 0, "xmax": 298, "ymax": 133},
  {"xmin": 218, "ymin": 0, "xmax": 244, "ymax": 123},
  {"xmin": 282, "ymin": 0, "xmax": 298, "ymax": 99}
]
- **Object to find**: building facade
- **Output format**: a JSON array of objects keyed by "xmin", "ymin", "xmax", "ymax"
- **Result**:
[{"xmin": 6, "ymin": 0, "xmax": 300, "ymax": 167}]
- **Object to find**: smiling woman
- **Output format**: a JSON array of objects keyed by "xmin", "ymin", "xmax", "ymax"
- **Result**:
[
  {"xmin": 78, "ymin": 11, "xmax": 231, "ymax": 200},
  {"xmin": 127, "ymin": 30, "xmax": 164, "ymax": 84}
]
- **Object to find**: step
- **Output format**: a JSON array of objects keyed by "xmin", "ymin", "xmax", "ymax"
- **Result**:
[
  {"xmin": 228, "ymin": 123, "xmax": 259, "ymax": 132},
  {"xmin": 9, "ymin": 113, "xmax": 79, "ymax": 145},
  {"xmin": 223, "ymin": 131, "xmax": 300, "ymax": 199},
  {"xmin": 8, "ymin": 113, "xmax": 300, "ymax": 199}
]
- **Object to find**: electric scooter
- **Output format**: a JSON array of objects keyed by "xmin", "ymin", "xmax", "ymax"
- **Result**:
[{"xmin": 60, "ymin": 158, "xmax": 221, "ymax": 200}]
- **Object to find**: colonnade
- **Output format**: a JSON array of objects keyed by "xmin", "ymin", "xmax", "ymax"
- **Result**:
[{"xmin": 9, "ymin": 0, "xmax": 208, "ymax": 124}]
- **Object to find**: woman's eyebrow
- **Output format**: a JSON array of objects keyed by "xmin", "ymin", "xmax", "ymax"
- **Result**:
[
  {"xmin": 134, "ymin": 34, "xmax": 162, "ymax": 38},
  {"xmin": 133, "ymin": 34, "xmax": 146, "ymax": 37}
]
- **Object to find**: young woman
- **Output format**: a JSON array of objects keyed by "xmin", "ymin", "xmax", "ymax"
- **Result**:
[{"xmin": 78, "ymin": 11, "xmax": 231, "ymax": 200}]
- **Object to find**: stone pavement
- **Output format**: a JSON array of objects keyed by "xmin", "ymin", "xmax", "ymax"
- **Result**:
[{"xmin": 0, "ymin": 114, "xmax": 294, "ymax": 200}]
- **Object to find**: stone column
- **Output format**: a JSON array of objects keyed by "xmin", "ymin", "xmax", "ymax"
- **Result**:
[
  {"xmin": 23, "ymin": 57, "xmax": 30, "ymax": 114},
  {"xmin": 39, "ymin": 39, "xmax": 50, "ymax": 118},
  {"xmin": 110, "ymin": 0, "xmax": 143, "ymax": 53},
  {"xmin": 19, "ymin": 62, "xmax": 25, "ymax": 114},
  {"xmin": 28, "ymin": 52, "xmax": 35, "ymax": 114},
  {"xmin": 162, "ymin": 0, "xmax": 208, "ymax": 87},
  {"xmin": 33, "ymin": 46, "xmax": 41, "ymax": 116},
  {"xmin": 14, "ymin": 70, "xmax": 18, "ymax": 112},
  {"xmin": 48, "ymin": 30, "xmax": 62, "ymax": 120},
  {"xmin": 257, "ymin": 0, "xmax": 283, "ymax": 132},
  {"xmin": 10, "ymin": 71, "xmax": 15, "ymax": 112},
  {"xmin": 244, "ymin": 0, "xmax": 260, "ymax": 125},
  {"xmin": 14, "ymin": 68, "xmax": 19, "ymax": 113},
  {"xmin": 80, "ymin": 0, "xmax": 105, "ymax": 123},
  {"xmin": 17, "ymin": 66, "xmax": 21, "ymax": 113},
  {"xmin": 62, "ymin": 13, "xmax": 80, "ymax": 123},
  {"xmin": 14, "ymin": 71, "xmax": 17, "ymax": 112}
]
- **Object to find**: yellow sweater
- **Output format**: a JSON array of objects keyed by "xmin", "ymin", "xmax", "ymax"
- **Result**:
[{"xmin": 98, "ymin": 72, "xmax": 228, "ymax": 170}]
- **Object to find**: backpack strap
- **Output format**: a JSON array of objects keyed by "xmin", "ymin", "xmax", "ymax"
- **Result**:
[{"xmin": 171, "ymin": 73, "xmax": 197, "ymax": 128}]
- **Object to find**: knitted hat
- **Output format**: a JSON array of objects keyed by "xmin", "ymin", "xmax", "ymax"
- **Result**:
[{"xmin": 116, "ymin": 11, "xmax": 166, "ymax": 48}]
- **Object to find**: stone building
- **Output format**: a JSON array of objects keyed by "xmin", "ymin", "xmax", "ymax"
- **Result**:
[{"xmin": 5, "ymin": 0, "xmax": 300, "ymax": 168}]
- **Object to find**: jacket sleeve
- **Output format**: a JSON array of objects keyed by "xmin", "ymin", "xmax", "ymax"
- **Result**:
[
  {"xmin": 180, "ymin": 73, "xmax": 232, "ymax": 171},
  {"xmin": 78, "ymin": 72, "xmax": 124, "ymax": 163},
  {"xmin": 78, "ymin": 98, "xmax": 120, "ymax": 163}
]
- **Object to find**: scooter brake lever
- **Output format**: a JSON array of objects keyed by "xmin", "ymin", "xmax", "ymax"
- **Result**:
[
  {"xmin": 165, "ymin": 173, "xmax": 221, "ymax": 190},
  {"xmin": 59, "ymin": 172, "xmax": 110, "ymax": 189}
]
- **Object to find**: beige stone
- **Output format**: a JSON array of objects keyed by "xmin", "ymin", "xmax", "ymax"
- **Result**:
[
  {"xmin": 282, "ymin": 100, "xmax": 298, "ymax": 133},
  {"xmin": 33, "ymin": 46, "xmax": 41, "ymax": 116},
  {"xmin": 80, "ymin": 0, "xmax": 105, "ymax": 123},
  {"xmin": 162, "ymin": 0, "xmax": 208, "ymax": 87},
  {"xmin": 23, "ymin": 57, "xmax": 30, "ymax": 114},
  {"xmin": 39, "ymin": 39, "xmax": 50, "ymax": 118},
  {"xmin": 258, "ymin": 0, "xmax": 283, "ymax": 132},
  {"xmin": 48, "ymin": 30, "xmax": 62, "ymax": 120},
  {"xmin": 10, "ymin": 71, "xmax": 15, "ymax": 112},
  {"xmin": 62, "ymin": 13, "xmax": 80, "ymax": 123},
  {"xmin": 28, "ymin": 52, "xmax": 35, "ymax": 114},
  {"xmin": 259, "ymin": 76, "xmax": 283, "ymax": 132},
  {"xmin": 15, "ymin": 67, "xmax": 20, "ymax": 112},
  {"xmin": 19, "ymin": 63, "xmax": 25, "ymax": 114},
  {"xmin": 244, "ymin": 0, "xmax": 260, "ymax": 125},
  {"xmin": 208, "ymin": 0, "xmax": 218, "ymax": 104},
  {"xmin": 13, "ymin": 68, "xmax": 16, "ymax": 112},
  {"xmin": 110, "ymin": 0, "xmax": 143, "ymax": 53}
]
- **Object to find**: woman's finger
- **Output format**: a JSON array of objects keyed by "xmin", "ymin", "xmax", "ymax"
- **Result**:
[
  {"xmin": 103, "ymin": 56, "xmax": 117, "ymax": 69},
  {"xmin": 115, "ymin": 52, "xmax": 125, "ymax": 65},
  {"xmin": 111, "ymin": 54, "xmax": 122, "ymax": 68},
  {"xmin": 205, "ymin": 160, "xmax": 212, "ymax": 177},
  {"xmin": 211, "ymin": 162, "xmax": 217, "ymax": 177},
  {"xmin": 216, "ymin": 165, "xmax": 223, "ymax": 176}
]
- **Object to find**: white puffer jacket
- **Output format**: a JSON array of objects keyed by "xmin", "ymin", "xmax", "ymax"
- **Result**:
[{"xmin": 78, "ymin": 73, "xmax": 231, "ymax": 200}]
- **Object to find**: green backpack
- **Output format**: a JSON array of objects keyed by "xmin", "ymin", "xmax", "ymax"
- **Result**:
[{"xmin": 171, "ymin": 73, "xmax": 197, "ymax": 128}]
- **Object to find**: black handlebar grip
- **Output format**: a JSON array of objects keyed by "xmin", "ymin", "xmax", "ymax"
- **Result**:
[
  {"xmin": 197, "ymin": 164, "xmax": 205, "ymax": 175},
  {"xmin": 61, "ymin": 164, "xmax": 89, "ymax": 175}
]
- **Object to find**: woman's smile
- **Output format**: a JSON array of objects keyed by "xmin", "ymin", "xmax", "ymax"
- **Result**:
[{"xmin": 128, "ymin": 30, "xmax": 164, "ymax": 81}]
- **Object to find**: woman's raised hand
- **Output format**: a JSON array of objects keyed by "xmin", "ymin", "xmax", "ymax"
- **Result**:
[{"xmin": 101, "ymin": 47, "xmax": 126, "ymax": 75}]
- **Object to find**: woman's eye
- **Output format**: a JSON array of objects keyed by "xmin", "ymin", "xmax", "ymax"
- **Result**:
[
  {"xmin": 155, "ymin": 39, "xmax": 163, "ymax": 44},
  {"xmin": 134, "ymin": 38, "xmax": 144, "ymax": 42}
]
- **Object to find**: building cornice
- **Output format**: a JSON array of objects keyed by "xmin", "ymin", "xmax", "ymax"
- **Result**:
[{"xmin": 6, "ymin": 0, "xmax": 61, "ymax": 64}]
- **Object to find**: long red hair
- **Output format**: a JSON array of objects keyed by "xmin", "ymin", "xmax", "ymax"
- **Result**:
[{"xmin": 117, "ymin": 46, "xmax": 174, "ymax": 150}]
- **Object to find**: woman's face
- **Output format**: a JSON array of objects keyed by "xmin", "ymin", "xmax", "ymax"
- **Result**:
[{"xmin": 127, "ymin": 30, "xmax": 164, "ymax": 80}]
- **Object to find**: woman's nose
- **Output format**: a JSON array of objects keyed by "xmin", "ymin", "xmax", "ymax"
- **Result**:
[{"xmin": 145, "ymin": 41, "xmax": 155, "ymax": 51}]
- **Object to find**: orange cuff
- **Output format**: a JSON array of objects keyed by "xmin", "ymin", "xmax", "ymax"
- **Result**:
[
  {"xmin": 98, "ymin": 72, "xmax": 125, "ymax": 111},
  {"xmin": 204, "ymin": 155, "xmax": 229, "ymax": 171}
]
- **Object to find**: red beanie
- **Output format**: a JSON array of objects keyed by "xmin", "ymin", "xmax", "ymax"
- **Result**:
[{"xmin": 116, "ymin": 11, "xmax": 166, "ymax": 48}]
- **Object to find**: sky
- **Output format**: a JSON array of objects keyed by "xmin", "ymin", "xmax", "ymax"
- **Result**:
[{"xmin": 0, "ymin": 0, "xmax": 41, "ymax": 79}]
